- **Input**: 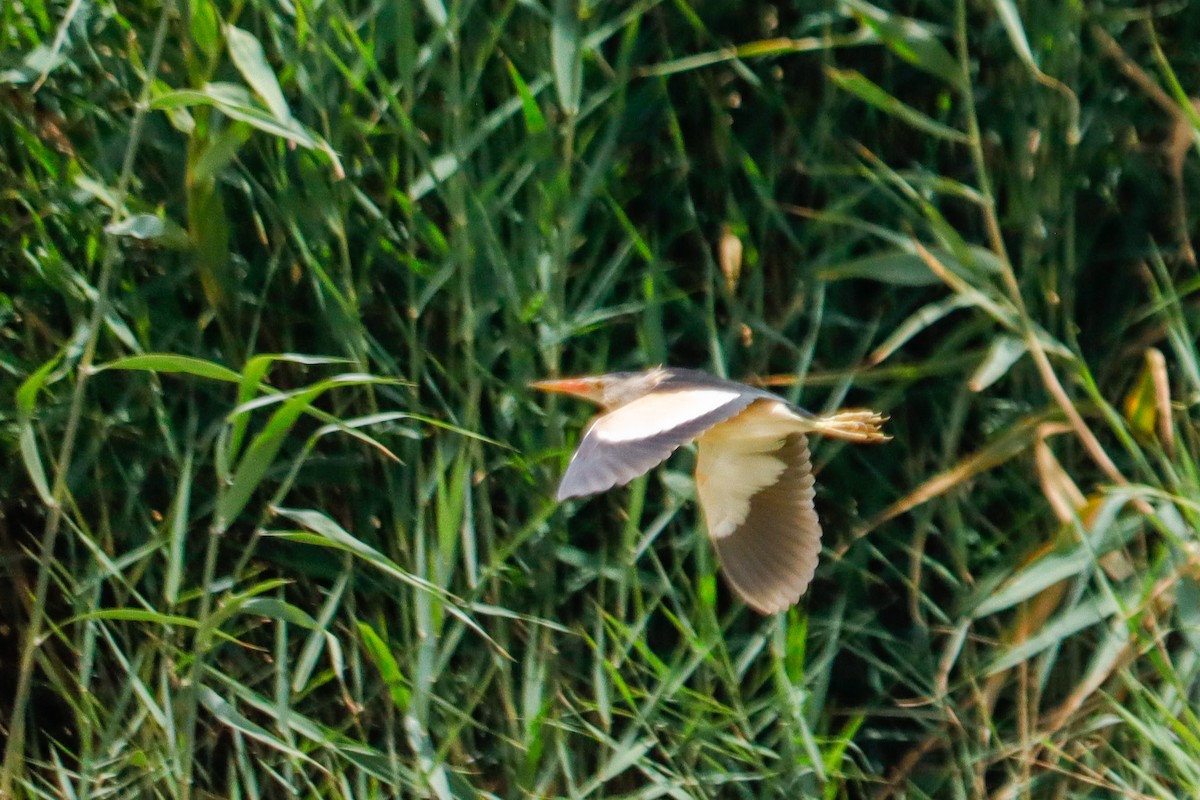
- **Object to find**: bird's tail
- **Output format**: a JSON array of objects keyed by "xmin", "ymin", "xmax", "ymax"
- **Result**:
[{"xmin": 811, "ymin": 409, "xmax": 890, "ymax": 442}]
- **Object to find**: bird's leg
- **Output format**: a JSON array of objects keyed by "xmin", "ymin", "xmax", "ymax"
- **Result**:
[{"xmin": 810, "ymin": 409, "xmax": 890, "ymax": 442}]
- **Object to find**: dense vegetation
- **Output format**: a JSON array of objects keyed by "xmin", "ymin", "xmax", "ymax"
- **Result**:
[{"xmin": 4, "ymin": 0, "xmax": 1200, "ymax": 796}]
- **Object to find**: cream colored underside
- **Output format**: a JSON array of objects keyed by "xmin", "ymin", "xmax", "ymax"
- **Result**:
[{"xmin": 694, "ymin": 401, "xmax": 810, "ymax": 538}]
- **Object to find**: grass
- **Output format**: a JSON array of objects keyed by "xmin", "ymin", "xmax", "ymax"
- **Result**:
[{"xmin": 3, "ymin": 0, "xmax": 1200, "ymax": 796}]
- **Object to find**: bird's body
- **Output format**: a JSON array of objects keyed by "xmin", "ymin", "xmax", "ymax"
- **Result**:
[{"xmin": 533, "ymin": 366, "xmax": 888, "ymax": 614}]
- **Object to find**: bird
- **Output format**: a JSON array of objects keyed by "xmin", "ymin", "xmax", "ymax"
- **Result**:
[{"xmin": 532, "ymin": 366, "xmax": 888, "ymax": 614}]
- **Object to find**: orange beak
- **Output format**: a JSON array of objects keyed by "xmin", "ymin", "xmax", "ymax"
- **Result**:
[{"xmin": 529, "ymin": 377, "xmax": 596, "ymax": 398}]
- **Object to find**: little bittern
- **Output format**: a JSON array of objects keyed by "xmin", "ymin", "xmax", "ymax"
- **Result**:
[{"xmin": 533, "ymin": 366, "xmax": 888, "ymax": 614}]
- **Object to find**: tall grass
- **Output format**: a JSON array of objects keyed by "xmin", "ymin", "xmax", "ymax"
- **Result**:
[{"xmin": 3, "ymin": 0, "xmax": 1200, "ymax": 796}]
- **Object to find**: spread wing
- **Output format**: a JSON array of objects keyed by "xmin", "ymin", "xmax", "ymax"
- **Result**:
[
  {"xmin": 556, "ymin": 388, "xmax": 756, "ymax": 500},
  {"xmin": 696, "ymin": 425, "xmax": 822, "ymax": 614}
]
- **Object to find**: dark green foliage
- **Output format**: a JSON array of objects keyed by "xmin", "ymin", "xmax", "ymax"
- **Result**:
[{"xmin": 4, "ymin": 0, "xmax": 1200, "ymax": 796}]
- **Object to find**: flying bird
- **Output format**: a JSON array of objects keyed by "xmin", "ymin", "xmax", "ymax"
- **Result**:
[{"xmin": 532, "ymin": 366, "xmax": 888, "ymax": 614}]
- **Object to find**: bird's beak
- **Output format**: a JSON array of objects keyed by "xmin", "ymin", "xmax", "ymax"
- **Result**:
[{"xmin": 529, "ymin": 377, "xmax": 595, "ymax": 399}]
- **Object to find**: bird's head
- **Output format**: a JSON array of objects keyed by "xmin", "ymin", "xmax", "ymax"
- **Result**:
[{"xmin": 530, "ymin": 367, "xmax": 668, "ymax": 409}]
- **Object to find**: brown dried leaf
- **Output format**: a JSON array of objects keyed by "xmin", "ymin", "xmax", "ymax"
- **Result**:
[
  {"xmin": 718, "ymin": 223, "xmax": 743, "ymax": 293},
  {"xmin": 1034, "ymin": 423, "xmax": 1083, "ymax": 524}
]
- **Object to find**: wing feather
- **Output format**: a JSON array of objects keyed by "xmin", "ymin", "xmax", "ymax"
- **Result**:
[
  {"xmin": 697, "ymin": 429, "xmax": 822, "ymax": 614},
  {"xmin": 556, "ymin": 389, "xmax": 755, "ymax": 500}
]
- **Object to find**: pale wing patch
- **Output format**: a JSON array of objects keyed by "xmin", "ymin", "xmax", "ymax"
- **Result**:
[
  {"xmin": 591, "ymin": 388, "xmax": 743, "ymax": 443},
  {"xmin": 556, "ymin": 392, "xmax": 756, "ymax": 499}
]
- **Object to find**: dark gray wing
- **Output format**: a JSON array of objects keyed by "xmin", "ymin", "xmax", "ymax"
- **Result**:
[
  {"xmin": 557, "ymin": 388, "xmax": 757, "ymax": 500},
  {"xmin": 699, "ymin": 433, "xmax": 822, "ymax": 614}
]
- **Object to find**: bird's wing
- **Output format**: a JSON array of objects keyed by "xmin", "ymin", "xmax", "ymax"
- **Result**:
[
  {"xmin": 556, "ymin": 388, "xmax": 757, "ymax": 500},
  {"xmin": 696, "ymin": 414, "xmax": 822, "ymax": 614}
]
